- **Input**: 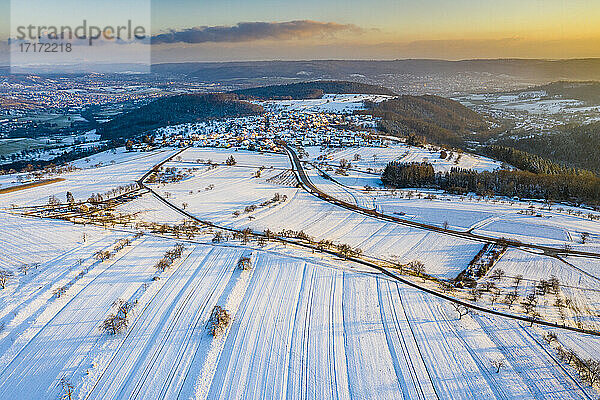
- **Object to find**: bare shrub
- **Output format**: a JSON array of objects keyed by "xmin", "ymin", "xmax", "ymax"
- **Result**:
[
  {"xmin": 207, "ymin": 306, "xmax": 231, "ymax": 336},
  {"xmin": 452, "ymin": 303, "xmax": 469, "ymax": 320},
  {"xmin": 53, "ymin": 286, "xmax": 67, "ymax": 298},
  {"xmin": 19, "ymin": 263, "xmax": 39, "ymax": 276},
  {"xmin": 100, "ymin": 313, "xmax": 128, "ymax": 335},
  {"xmin": 155, "ymin": 243, "xmax": 185, "ymax": 271},
  {"xmin": 0, "ymin": 270, "xmax": 14, "ymax": 289},
  {"xmin": 490, "ymin": 358, "xmax": 506, "ymax": 373},
  {"xmin": 237, "ymin": 256, "xmax": 252, "ymax": 270},
  {"xmin": 59, "ymin": 376, "xmax": 74, "ymax": 400},
  {"xmin": 212, "ymin": 231, "xmax": 224, "ymax": 243},
  {"xmin": 225, "ymin": 155, "xmax": 237, "ymax": 166},
  {"xmin": 94, "ymin": 250, "xmax": 111, "ymax": 261},
  {"xmin": 113, "ymin": 299, "xmax": 134, "ymax": 319}
]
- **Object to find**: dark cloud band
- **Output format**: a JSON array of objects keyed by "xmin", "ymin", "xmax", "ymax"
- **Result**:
[{"xmin": 152, "ymin": 20, "xmax": 361, "ymax": 44}]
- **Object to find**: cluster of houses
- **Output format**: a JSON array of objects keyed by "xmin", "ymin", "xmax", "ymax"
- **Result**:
[{"xmin": 153, "ymin": 111, "xmax": 385, "ymax": 152}]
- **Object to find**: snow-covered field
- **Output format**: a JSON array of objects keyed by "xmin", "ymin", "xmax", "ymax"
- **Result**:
[
  {"xmin": 456, "ymin": 91, "xmax": 600, "ymax": 130},
  {"xmin": 0, "ymin": 148, "xmax": 177, "ymax": 207},
  {"xmin": 257, "ymin": 93, "xmax": 393, "ymax": 114},
  {"xmin": 0, "ymin": 213, "xmax": 595, "ymax": 399},
  {"xmin": 307, "ymin": 143, "xmax": 504, "ymax": 173},
  {"xmin": 148, "ymin": 148, "xmax": 484, "ymax": 280},
  {"xmin": 299, "ymin": 146, "xmax": 600, "ymax": 251},
  {"xmin": 1, "ymin": 99, "xmax": 599, "ymax": 398}
]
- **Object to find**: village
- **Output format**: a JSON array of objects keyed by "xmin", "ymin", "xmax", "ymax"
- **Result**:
[{"xmin": 152, "ymin": 111, "xmax": 384, "ymax": 152}]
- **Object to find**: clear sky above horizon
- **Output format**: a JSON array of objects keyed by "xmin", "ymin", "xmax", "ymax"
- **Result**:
[
  {"xmin": 152, "ymin": 0, "xmax": 599, "ymax": 40},
  {"xmin": 2, "ymin": 0, "xmax": 599, "ymax": 61}
]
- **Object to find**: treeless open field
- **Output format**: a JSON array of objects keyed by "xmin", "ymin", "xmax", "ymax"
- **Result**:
[{"xmin": 0, "ymin": 178, "xmax": 65, "ymax": 194}]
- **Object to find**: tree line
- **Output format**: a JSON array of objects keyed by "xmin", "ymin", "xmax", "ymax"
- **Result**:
[
  {"xmin": 382, "ymin": 162, "xmax": 600, "ymax": 205},
  {"xmin": 233, "ymin": 81, "xmax": 396, "ymax": 100}
]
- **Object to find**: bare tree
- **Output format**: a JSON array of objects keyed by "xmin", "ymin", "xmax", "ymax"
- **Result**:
[
  {"xmin": 482, "ymin": 281, "xmax": 496, "ymax": 292},
  {"xmin": 470, "ymin": 288, "xmax": 483, "ymax": 302},
  {"xmin": 113, "ymin": 299, "xmax": 134, "ymax": 319},
  {"xmin": 18, "ymin": 264, "xmax": 30, "ymax": 276},
  {"xmin": 212, "ymin": 231, "xmax": 223, "ymax": 243},
  {"xmin": 521, "ymin": 292, "xmax": 538, "ymax": 316},
  {"xmin": 263, "ymin": 229, "xmax": 275, "ymax": 241},
  {"xmin": 94, "ymin": 250, "xmax": 111, "ymax": 261},
  {"xmin": 490, "ymin": 268, "xmax": 505, "ymax": 281},
  {"xmin": 0, "ymin": 270, "xmax": 14, "ymax": 289},
  {"xmin": 439, "ymin": 281, "xmax": 454, "ymax": 293},
  {"xmin": 225, "ymin": 155, "xmax": 237, "ymax": 166},
  {"xmin": 60, "ymin": 376, "xmax": 74, "ymax": 400},
  {"xmin": 548, "ymin": 275, "xmax": 560, "ymax": 295},
  {"xmin": 207, "ymin": 306, "xmax": 231, "ymax": 336},
  {"xmin": 452, "ymin": 303, "xmax": 469, "ymax": 320},
  {"xmin": 543, "ymin": 332, "xmax": 557, "ymax": 344},
  {"xmin": 513, "ymin": 274, "xmax": 523, "ymax": 289},
  {"xmin": 48, "ymin": 195, "xmax": 60, "ymax": 206},
  {"xmin": 241, "ymin": 228, "xmax": 252, "ymax": 244},
  {"xmin": 338, "ymin": 244, "xmax": 354, "ymax": 259},
  {"xmin": 66, "ymin": 191, "xmax": 75, "ymax": 206},
  {"xmin": 237, "ymin": 256, "xmax": 252, "ymax": 270},
  {"xmin": 53, "ymin": 287, "xmax": 67, "ymax": 298},
  {"xmin": 408, "ymin": 261, "xmax": 426, "ymax": 280},
  {"xmin": 490, "ymin": 288, "xmax": 502, "ymax": 305},
  {"xmin": 100, "ymin": 313, "xmax": 128, "ymax": 335},
  {"xmin": 490, "ymin": 358, "xmax": 506, "ymax": 373},
  {"xmin": 583, "ymin": 359, "xmax": 600, "ymax": 386},
  {"xmin": 504, "ymin": 291, "xmax": 518, "ymax": 309}
]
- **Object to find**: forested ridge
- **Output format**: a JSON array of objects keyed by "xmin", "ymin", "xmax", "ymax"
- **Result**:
[
  {"xmin": 233, "ymin": 81, "xmax": 397, "ymax": 100},
  {"xmin": 496, "ymin": 122, "xmax": 600, "ymax": 175},
  {"xmin": 527, "ymin": 81, "xmax": 600, "ymax": 104},
  {"xmin": 364, "ymin": 95, "xmax": 492, "ymax": 146},
  {"xmin": 481, "ymin": 145, "xmax": 595, "ymax": 177},
  {"xmin": 98, "ymin": 93, "xmax": 264, "ymax": 140}
]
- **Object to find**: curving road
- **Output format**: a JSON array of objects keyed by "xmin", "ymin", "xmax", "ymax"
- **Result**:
[{"xmin": 283, "ymin": 145, "xmax": 600, "ymax": 260}]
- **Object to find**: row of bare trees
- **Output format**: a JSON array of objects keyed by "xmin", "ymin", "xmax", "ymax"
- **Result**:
[
  {"xmin": 213, "ymin": 225, "xmax": 364, "ymax": 262},
  {"xmin": 87, "ymin": 183, "xmax": 141, "ymax": 205},
  {"xmin": 543, "ymin": 333, "xmax": 600, "ymax": 387},
  {"xmin": 233, "ymin": 193, "xmax": 288, "ymax": 218},
  {"xmin": 138, "ymin": 220, "xmax": 201, "ymax": 240},
  {"xmin": 155, "ymin": 243, "xmax": 186, "ymax": 272},
  {"xmin": 0, "ymin": 262, "xmax": 43, "ymax": 290}
]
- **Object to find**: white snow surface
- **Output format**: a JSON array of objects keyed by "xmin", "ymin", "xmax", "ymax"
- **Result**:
[{"xmin": 0, "ymin": 131, "xmax": 599, "ymax": 398}]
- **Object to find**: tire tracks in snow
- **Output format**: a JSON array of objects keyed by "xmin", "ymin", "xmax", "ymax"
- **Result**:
[{"xmin": 0, "ymin": 235, "xmax": 145, "ymax": 383}]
